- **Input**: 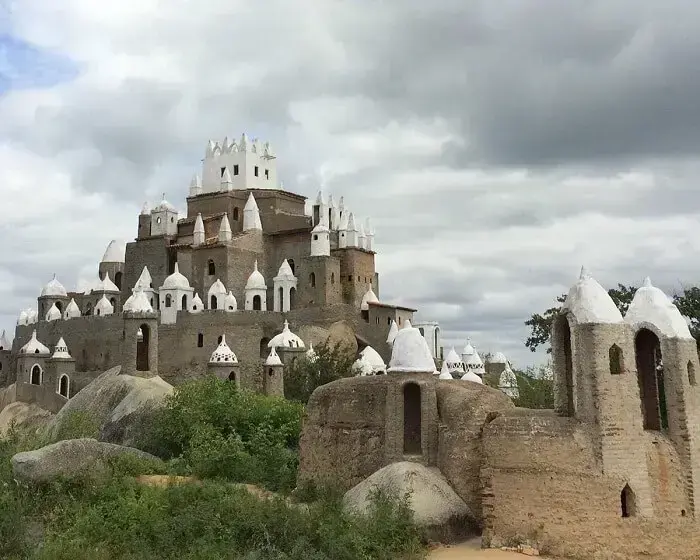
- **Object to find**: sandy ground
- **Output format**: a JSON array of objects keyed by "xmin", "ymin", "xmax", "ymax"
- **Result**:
[{"xmin": 428, "ymin": 539, "xmax": 551, "ymax": 559}]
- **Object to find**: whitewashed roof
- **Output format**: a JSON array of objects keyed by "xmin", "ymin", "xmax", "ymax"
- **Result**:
[
  {"xmin": 64, "ymin": 299, "xmax": 81, "ymax": 319},
  {"xmin": 153, "ymin": 195, "xmax": 177, "ymax": 213},
  {"xmin": 94, "ymin": 295, "xmax": 114, "ymax": 316},
  {"xmin": 162, "ymin": 263, "xmax": 191, "ymax": 290},
  {"xmin": 101, "ymin": 240, "xmax": 126, "ymax": 263},
  {"xmin": 353, "ymin": 355, "xmax": 375, "ymax": 376},
  {"xmin": 17, "ymin": 310, "xmax": 28, "ymax": 326},
  {"xmin": 360, "ymin": 287, "xmax": 379, "ymax": 311},
  {"xmin": 224, "ymin": 291, "xmax": 237, "ymax": 311},
  {"xmin": 218, "ymin": 213, "xmax": 232, "ymax": 242},
  {"xmin": 265, "ymin": 346, "xmax": 283, "ymax": 366},
  {"xmin": 438, "ymin": 361, "xmax": 453, "ymax": 380},
  {"xmin": 386, "ymin": 320, "xmax": 399, "ymax": 345},
  {"xmin": 208, "ymin": 278, "xmax": 227, "ymax": 296},
  {"xmin": 127, "ymin": 288, "xmax": 153, "ymax": 313},
  {"xmin": 624, "ymin": 277, "xmax": 693, "ymax": 339},
  {"xmin": 190, "ymin": 293, "xmax": 204, "ymax": 312},
  {"xmin": 387, "ymin": 324, "xmax": 437, "ymax": 373},
  {"xmin": 268, "ymin": 320, "xmax": 305, "ymax": 349},
  {"xmin": 461, "ymin": 370, "xmax": 484, "ymax": 384},
  {"xmin": 52, "ymin": 337, "xmax": 72, "ymax": 360},
  {"xmin": 41, "ymin": 275, "xmax": 67, "ymax": 297},
  {"xmin": 562, "ymin": 267, "xmax": 623, "ymax": 325},
  {"xmin": 45, "ymin": 303, "xmax": 62, "ymax": 322},
  {"xmin": 134, "ymin": 266, "xmax": 153, "ymax": 290},
  {"xmin": 274, "ymin": 260, "xmax": 296, "ymax": 281},
  {"xmin": 499, "ymin": 362, "xmax": 518, "ymax": 389},
  {"xmin": 20, "ymin": 330, "xmax": 50, "ymax": 355},
  {"xmin": 445, "ymin": 347, "xmax": 463, "ymax": 371},
  {"xmin": 97, "ymin": 272, "xmax": 120, "ymax": 293},
  {"xmin": 245, "ymin": 261, "xmax": 266, "ymax": 291},
  {"xmin": 243, "ymin": 193, "xmax": 263, "ymax": 231},
  {"xmin": 0, "ymin": 329, "xmax": 11, "ymax": 351},
  {"xmin": 461, "ymin": 338, "xmax": 474, "ymax": 356},
  {"xmin": 491, "ymin": 351, "xmax": 508, "ymax": 364},
  {"xmin": 209, "ymin": 335, "xmax": 238, "ymax": 363},
  {"xmin": 359, "ymin": 345, "xmax": 386, "ymax": 373}
]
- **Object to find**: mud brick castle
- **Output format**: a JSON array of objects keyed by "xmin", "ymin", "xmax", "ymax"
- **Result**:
[{"xmin": 0, "ymin": 133, "xmax": 440, "ymax": 406}]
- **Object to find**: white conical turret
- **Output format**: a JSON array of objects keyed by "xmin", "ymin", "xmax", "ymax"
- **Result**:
[
  {"xmin": 189, "ymin": 174, "xmax": 202, "ymax": 196},
  {"xmin": 52, "ymin": 337, "xmax": 72, "ymax": 360},
  {"xmin": 220, "ymin": 167, "xmax": 233, "ymax": 191},
  {"xmin": 239, "ymin": 133, "xmax": 248, "ymax": 151},
  {"xmin": 562, "ymin": 266, "xmax": 624, "ymax": 325},
  {"xmin": 360, "ymin": 287, "xmax": 379, "ymax": 311},
  {"xmin": 224, "ymin": 291, "xmax": 238, "ymax": 312},
  {"xmin": 135, "ymin": 266, "xmax": 153, "ymax": 289},
  {"xmin": 205, "ymin": 139, "xmax": 216, "ymax": 158},
  {"xmin": 0, "ymin": 329, "xmax": 11, "ymax": 351},
  {"xmin": 243, "ymin": 193, "xmax": 263, "ymax": 231},
  {"xmin": 193, "ymin": 213, "xmax": 205, "ymax": 246},
  {"xmin": 310, "ymin": 217, "xmax": 331, "ymax": 257},
  {"xmin": 64, "ymin": 299, "xmax": 81, "ymax": 320},
  {"xmin": 265, "ymin": 346, "xmax": 283, "ymax": 366},
  {"xmin": 624, "ymin": 276, "xmax": 692, "ymax": 339},
  {"xmin": 387, "ymin": 320, "xmax": 399, "ymax": 346},
  {"xmin": 306, "ymin": 342, "xmax": 318, "ymax": 363},
  {"xmin": 45, "ymin": 303, "xmax": 62, "ymax": 322},
  {"xmin": 190, "ymin": 293, "xmax": 204, "ymax": 313},
  {"xmin": 461, "ymin": 370, "xmax": 484, "ymax": 384},
  {"xmin": 365, "ymin": 218, "xmax": 374, "ymax": 251},
  {"xmin": 218, "ymin": 213, "xmax": 232, "ymax": 242},
  {"xmin": 358, "ymin": 222, "xmax": 367, "ymax": 250},
  {"xmin": 141, "ymin": 201, "xmax": 150, "ymax": 215},
  {"xmin": 438, "ymin": 361, "xmax": 453, "ymax": 380},
  {"xmin": 97, "ymin": 271, "xmax": 120, "ymax": 293},
  {"xmin": 94, "ymin": 295, "xmax": 114, "ymax": 316},
  {"xmin": 345, "ymin": 213, "xmax": 358, "ymax": 247}
]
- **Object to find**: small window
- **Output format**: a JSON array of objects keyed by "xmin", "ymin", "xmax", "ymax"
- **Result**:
[
  {"xmin": 357, "ymin": 275, "xmax": 361, "ymax": 282},
  {"xmin": 197, "ymin": 333, "xmax": 203, "ymax": 347},
  {"xmin": 254, "ymin": 166, "xmax": 259, "ymax": 177},
  {"xmin": 609, "ymin": 344, "xmax": 623, "ymax": 375},
  {"xmin": 348, "ymin": 275, "xmax": 352, "ymax": 282},
  {"xmin": 375, "ymin": 317, "xmax": 379, "ymax": 325},
  {"xmin": 165, "ymin": 294, "xmax": 172, "ymax": 308},
  {"xmin": 313, "ymin": 234, "xmax": 318, "ymax": 241},
  {"xmin": 288, "ymin": 259, "xmax": 295, "ymax": 274},
  {"xmin": 220, "ymin": 167, "xmax": 226, "ymax": 177},
  {"xmin": 331, "ymin": 272, "xmax": 335, "ymax": 284},
  {"xmin": 398, "ymin": 317, "xmax": 402, "ymax": 326},
  {"xmin": 689, "ymin": 361, "xmax": 697, "ymax": 386},
  {"xmin": 265, "ymin": 169, "xmax": 269, "ymax": 179},
  {"xmin": 156, "ymin": 217, "xmax": 162, "ymax": 224},
  {"xmin": 218, "ymin": 335, "xmax": 223, "ymax": 344},
  {"xmin": 233, "ymin": 164, "xmax": 239, "ymax": 175},
  {"xmin": 621, "ymin": 484, "xmax": 636, "ymax": 518},
  {"xmin": 208, "ymin": 260, "xmax": 215, "ymax": 276},
  {"xmin": 388, "ymin": 317, "xmax": 392, "ymax": 325},
  {"xmin": 233, "ymin": 207, "xmax": 239, "ymax": 220},
  {"xmin": 310, "ymin": 272, "xmax": 316, "ymax": 288}
]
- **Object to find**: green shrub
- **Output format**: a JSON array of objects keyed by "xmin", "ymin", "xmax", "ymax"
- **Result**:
[{"xmin": 50, "ymin": 410, "xmax": 100, "ymax": 442}]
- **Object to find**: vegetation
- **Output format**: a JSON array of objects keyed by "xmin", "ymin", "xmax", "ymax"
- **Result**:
[
  {"xmin": 513, "ymin": 364, "xmax": 554, "ymax": 409},
  {"xmin": 284, "ymin": 341, "xmax": 356, "ymax": 404},
  {"xmin": 0, "ymin": 376, "xmax": 426, "ymax": 559},
  {"xmin": 525, "ymin": 283, "xmax": 700, "ymax": 354}
]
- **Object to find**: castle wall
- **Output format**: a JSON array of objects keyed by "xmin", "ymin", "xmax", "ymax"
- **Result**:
[
  {"xmin": 124, "ymin": 237, "xmax": 170, "ymax": 295},
  {"xmin": 481, "ymin": 413, "xmax": 700, "ymax": 559},
  {"xmin": 14, "ymin": 381, "xmax": 68, "ymax": 414},
  {"xmin": 335, "ymin": 248, "xmax": 376, "ymax": 308},
  {"xmin": 186, "ymin": 191, "xmax": 248, "ymax": 229}
]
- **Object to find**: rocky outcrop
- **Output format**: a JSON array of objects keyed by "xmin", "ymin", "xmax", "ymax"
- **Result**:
[
  {"xmin": 0, "ymin": 401, "xmax": 53, "ymax": 438},
  {"xmin": 12, "ymin": 438, "xmax": 162, "ymax": 484},
  {"xmin": 45, "ymin": 366, "xmax": 174, "ymax": 448},
  {"xmin": 343, "ymin": 461, "xmax": 477, "ymax": 543}
]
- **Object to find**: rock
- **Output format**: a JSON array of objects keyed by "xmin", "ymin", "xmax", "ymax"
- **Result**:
[
  {"xmin": 343, "ymin": 461, "xmax": 477, "ymax": 543},
  {"xmin": 0, "ymin": 401, "xmax": 53, "ymax": 438},
  {"xmin": 45, "ymin": 366, "xmax": 174, "ymax": 448},
  {"xmin": 326, "ymin": 320, "xmax": 358, "ymax": 354},
  {"xmin": 12, "ymin": 438, "xmax": 162, "ymax": 484}
]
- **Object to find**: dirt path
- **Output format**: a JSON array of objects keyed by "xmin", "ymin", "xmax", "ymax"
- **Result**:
[{"xmin": 427, "ymin": 539, "xmax": 549, "ymax": 559}]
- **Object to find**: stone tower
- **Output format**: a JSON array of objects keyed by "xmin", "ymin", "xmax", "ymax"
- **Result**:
[
  {"xmin": 122, "ymin": 289, "xmax": 159, "ymax": 377},
  {"xmin": 263, "ymin": 347, "xmax": 284, "ymax": 397},
  {"xmin": 207, "ymin": 334, "xmax": 240, "ymax": 386},
  {"xmin": 99, "ymin": 240, "xmax": 126, "ymax": 290}
]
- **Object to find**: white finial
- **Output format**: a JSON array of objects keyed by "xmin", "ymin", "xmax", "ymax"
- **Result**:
[
  {"xmin": 218, "ymin": 213, "xmax": 232, "ymax": 242},
  {"xmin": 221, "ymin": 167, "xmax": 233, "ymax": 191},
  {"xmin": 579, "ymin": 266, "xmax": 590, "ymax": 281},
  {"xmin": 141, "ymin": 201, "xmax": 150, "ymax": 215},
  {"xmin": 243, "ymin": 193, "xmax": 263, "ymax": 231},
  {"xmin": 643, "ymin": 276, "xmax": 652, "ymax": 288},
  {"xmin": 193, "ymin": 213, "xmax": 205, "ymax": 246},
  {"xmin": 189, "ymin": 174, "xmax": 202, "ymax": 196}
]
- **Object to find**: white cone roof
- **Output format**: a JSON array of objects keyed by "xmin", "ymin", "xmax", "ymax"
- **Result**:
[
  {"xmin": 20, "ymin": 330, "xmax": 50, "ymax": 355},
  {"xmin": 265, "ymin": 346, "xmax": 283, "ymax": 366},
  {"xmin": 52, "ymin": 337, "xmax": 72, "ymax": 360},
  {"xmin": 245, "ymin": 261, "xmax": 266, "ymax": 290},
  {"xmin": 209, "ymin": 334, "xmax": 238, "ymax": 363},
  {"xmin": 624, "ymin": 277, "xmax": 693, "ymax": 339},
  {"xmin": 360, "ymin": 287, "xmax": 379, "ymax": 311},
  {"xmin": 387, "ymin": 324, "xmax": 437, "ymax": 373},
  {"xmin": 562, "ymin": 267, "xmax": 623, "ymax": 325},
  {"xmin": 41, "ymin": 274, "xmax": 67, "ymax": 297},
  {"xmin": 268, "ymin": 320, "xmax": 305, "ymax": 349}
]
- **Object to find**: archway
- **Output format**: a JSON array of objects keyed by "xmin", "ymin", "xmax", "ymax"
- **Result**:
[
  {"xmin": 259, "ymin": 337, "xmax": 270, "ymax": 359},
  {"xmin": 232, "ymin": 207, "xmax": 239, "ymax": 221},
  {"xmin": 55, "ymin": 301, "xmax": 63, "ymax": 313},
  {"xmin": 136, "ymin": 324, "xmax": 150, "ymax": 372},
  {"xmin": 403, "ymin": 383, "xmax": 422, "ymax": 455},
  {"xmin": 434, "ymin": 327, "xmax": 440, "ymax": 358},
  {"xmin": 289, "ymin": 287, "xmax": 296, "ymax": 309},
  {"xmin": 228, "ymin": 371, "xmax": 236, "ymax": 382},
  {"xmin": 636, "ymin": 328, "xmax": 667, "ymax": 431},
  {"xmin": 210, "ymin": 295, "xmax": 218, "ymax": 310},
  {"xmin": 115, "ymin": 271, "xmax": 123, "ymax": 290},
  {"xmin": 309, "ymin": 272, "xmax": 316, "ymax": 288},
  {"xmin": 253, "ymin": 295, "xmax": 262, "ymax": 311},
  {"xmin": 208, "ymin": 260, "xmax": 216, "ymax": 275},
  {"xmin": 621, "ymin": 484, "xmax": 636, "ymax": 517},
  {"xmin": 553, "ymin": 315, "xmax": 574, "ymax": 416},
  {"xmin": 181, "ymin": 294, "xmax": 187, "ymax": 309},
  {"xmin": 165, "ymin": 294, "xmax": 172, "ymax": 308},
  {"xmin": 30, "ymin": 364, "xmax": 41, "ymax": 385},
  {"xmin": 58, "ymin": 374, "xmax": 70, "ymax": 398}
]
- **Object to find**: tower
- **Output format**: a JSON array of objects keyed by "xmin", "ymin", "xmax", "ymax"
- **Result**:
[
  {"xmin": 158, "ymin": 263, "xmax": 194, "ymax": 324},
  {"xmin": 189, "ymin": 174, "xmax": 202, "ymax": 197},
  {"xmin": 310, "ymin": 219, "xmax": 330, "ymax": 257},
  {"xmin": 38, "ymin": 275, "xmax": 69, "ymax": 321},
  {"xmin": 365, "ymin": 218, "xmax": 375, "ymax": 251},
  {"xmin": 17, "ymin": 331, "xmax": 50, "ymax": 386},
  {"xmin": 273, "ymin": 260, "xmax": 298, "ymax": 312},
  {"xmin": 138, "ymin": 202, "xmax": 152, "ymax": 240},
  {"xmin": 99, "ymin": 240, "xmax": 126, "ymax": 290},
  {"xmin": 207, "ymin": 334, "xmax": 240, "ymax": 386},
  {"xmin": 122, "ymin": 289, "xmax": 159, "ymax": 377},
  {"xmin": 46, "ymin": 337, "xmax": 75, "ymax": 398},
  {"xmin": 345, "ymin": 213, "xmax": 359, "ymax": 248},
  {"xmin": 312, "ymin": 190, "xmax": 326, "ymax": 227},
  {"xmin": 244, "ymin": 261, "xmax": 267, "ymax": 311},
  {"xmin": 93, "ymin": 272, "xmax": 121, "ymax": 312},
  {"xmin": 0, "ymin": 330, "xmax": 12, "ymax": 385},
  {"xmin": 263, "ymin": 347, "xmax": 284, "ymax": 397},
  {"xmin": 150, "ymin": 194, "xmax": 178, "ymax": 237},
  {"xmin": 207, "ymin": 279, "xmax": 227, "ymax": 310}
]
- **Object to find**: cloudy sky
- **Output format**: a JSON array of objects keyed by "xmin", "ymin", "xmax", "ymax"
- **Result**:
[{"xmin": 2, "ymin": 0, "xmax": 700, "ymax": 368}]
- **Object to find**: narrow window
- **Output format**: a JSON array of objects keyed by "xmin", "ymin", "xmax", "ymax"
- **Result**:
[
  {"xmin": 220, "ymin": 167, "xmax": 226, "ymax": 177},
  {"xmin": 233, "ymin": 207, "xmax": 239, "ymax": 221},
  {"xmin": 609, "ymin": 344, "xmax": 623, "ymax": 375},
  {"xmin": 689, "ymin": 361, "xmax": 697, "ymax": 386},
  {"xmin": 218, "ymin": 335, "xmax": 223, "ymax": 344},
  {"xmin": 403, "ymin": 383, "xmax": 422, "ymax": 455},
  {"xmin": 254, "ymin": 166, "xmax": 259, "ymax": 177},
  {"xmin": 621, "ymin": 484, "xmax": 636, "ymax": 517},
  {"xmin": 208, "ymin": 260, "xmax": 215, "ymax": 275},
  {"xmin": 165, "ymin": 294, "xmax": 172, "ymax": 308},
  {"xmin": 288, "ymin": 259, "xmax": 295, "ymax": 274},
  {"xmin": 331, "ymin": 272, "xmax": 335, "ymax": 284},
  {"xmin": 233, "ymin": 164, "xmax": 239, "ymax": 175},
  {"xmin": 313, "ymin": 234, "xmax": 318, "ymax": 241},
  {"xmin": 197, "ymin": 333, "xmax": 203, "ymax": 347},
  {"xmin": 310, "ymin": 272, "xmax": 316, "ymax": 288},
  {"xmin": 265, "ymin": 169, "xmax": 269, "ymax": 179}
]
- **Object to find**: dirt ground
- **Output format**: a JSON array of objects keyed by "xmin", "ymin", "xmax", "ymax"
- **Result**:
[{"xmin": 428, "ymin": 539, "xmax": 553, "ymax": 559}]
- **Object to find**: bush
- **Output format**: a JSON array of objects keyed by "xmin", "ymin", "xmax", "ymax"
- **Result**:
[
  {"xmin": 142, "ymin": 376, "xmax": 304, "ymax": 492},
  {"xmin": 284, "ymin": 341, "xmax": 356, "ymax": 403}
]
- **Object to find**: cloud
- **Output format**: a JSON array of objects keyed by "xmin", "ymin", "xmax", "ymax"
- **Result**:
[{"xmin": 2, "ymin": 1, "xmax": 700, "ymax": 368}]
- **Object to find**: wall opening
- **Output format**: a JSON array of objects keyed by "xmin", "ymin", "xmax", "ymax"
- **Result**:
[
  {"xmin": 228, "ymin": 371, "xmax": 236, "ymax": 382},
  {"xmin": 403, "ymin": 383, "xmax": 422, "ymax": 455},
  {"xmin": 609, "ymin": 344, "xmax": 623, "ymax": 375},
  {"xmin": 181, "ymin": 294, "xmax": 187, "ymax": 309},
  {"xmin": 55, "ymin": 301, "xmax": 63, "ymax": 313},
  {"xmin": 310, "ymin": 272, "xmax": 316, "ymax": 288},
  {"xmin": 197, "ymin": 333, "xmax": 203, "ymax": 347},
  {"xmin": 688, "ymin": 361, "xmax": 697, "ymax": 386},
  {"xmin": 553, "ymin": 315, "xmax": 574, "ymax": 416},
  {"xmin": 331, "ymin": 272, "xmax": 335, "ymax": 284},
  {"xmin": 621, "ymin": 484, "xmax": 636, "ymax": 518},
  {"xmin": 288, "ymin": 259, "xmax": 295, "ymax": 275},
  {"xmin": 259, "ymin": 338, "xmax": 270, "ymax": 359},
  {"xmin": 168, "ymin": 254, "xmax": 177, "ymax": 275},
  {"xmin": 58, "ymin": 374, "xmax": 69, "ymax": 398},
  {"xmin": 312, "ymin": 206, "xmax": 320, "ymax": 226},
  {"xmin": 361, "ymin": 309, "xmax": 369, "ymax": 322},
  {"xmin": 289, "ymin": 287, "xmax": 296, "ymax": 309},
  {"xmin": 233, "ymin": 207, "xmax": 239, "ymax": 221},
  {"xmin": 217, "ymin": 335, "xmax": 223, "ymax": 344},
  {"xmin": 115, "ymin": 271, "xmax": 123, "ymax": 290},
  {"xmin": 136, "ymin": 323, "xmax": 150, "ymax": 372},
  {"xmin": 635, "ymin": 328, "xmax": 667, "ymax": 431},
  {"xmin": 419, "ymin": 327, "xmax": 425, "ymax": 336},
  {"xmin": 84, "ymin": 302, "xmax": 93, "ymax": 316},
  {"xmin": 30, "ymin": 364, "xmax": 41, "ymax": 385},
  {"xmin": 253, "ymin": 295, "xmax": 262, "ymax": 311},
  {"xmin": 278, "ymin": 287, "xmax": 284, "ymax": 311},
  {"xmin": 109, "ymin": 297, "xmax": 116, "ymax": 310},
  {"xmin": 165, "ymin": 294, "xmax": 172, "ymax": 308},
  {"xmin": 210, "ymin": 295, "xmax": 218, "ymax": 310},
  {"xmin": 208, "ymin": 260, "xmax": 215, "ymax": 276},
  {"xmin": 434, "ymin": 328, "xmax": 440, "ymax": 357}
]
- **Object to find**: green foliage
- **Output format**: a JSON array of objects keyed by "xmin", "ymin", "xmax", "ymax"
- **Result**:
[
  {"xmin": 673, "ymin": 286, "xmax": 700, "ymax": 343},
  {"xmin": 513, "ymin": 365, "xmax": 554, "ymax": 409},
  {"xmin": 50, "ymin": 410, "xmax": 100, "ymax": 443},
  {"xmin": 284, "ymin": 341, "xmax": 357, "ymax": 404},
  {"xmin": 142, "ymin": 376, "xmax": 304, "ymax": 492}
]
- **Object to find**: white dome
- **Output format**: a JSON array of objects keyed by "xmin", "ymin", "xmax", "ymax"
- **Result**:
[
  {"xmin": 386, "ymin": 320, "xmax": 399, "ymax": 345},
  {"xmin": 20, "ymin": 330, "xmax": 50, "ymax": 355},
  {"xmin": 17, "ymin": 310, "xmax": 28, "ymax": 326},
  {"xmin": 438, "ymin": 361, "xmax": 453, "ymax": 380},
  {"xmin": 624, "ymin": 277, "xmax": 693, "ymax": 339},
  {"xmin": 26, "ymin": 308, "xmax": 38, "ymax": 324},
  {"xmin": 464, "ymin": 349, "xmax": 483, "ymax": 369},
  {"xmin": 64, "ymin": 299, "xmax": 81, "ymax": 319},
  {"xmin": 45, "ymin": 303, "xmax": 62, "ymax": 322},
  {"xmin": 52, "ymin": 337, "xmax": 72, "ymax": 360},
  {"xmin": 360, "ymin": 287, "xmax": 379, "ymax": 311},
  {"xmin": 94, "ymin": 295, "xmax": 114, "ymax": 316},
  {"xmin": 153, "ymin": 195, "xmax": 177, "ymax": 213},
  {"xmin": 490, "ymin": 351, "xmax": 508, "ymax": 364},
  {"xmin": 461, "ymin": 338, "xmax": 474, "ymax": 357},
  {"xmin": 359, "ymin": 345, "xmax": 386, "ymax": 374},
  {"xmin": 208, "ymin": 279, "xmax": 227, "ymax": 296},
  {"xmin": 268, "ymin": 320, "xmax": 305, "ymax": 349},
  {"xmin": 305, "ymin": 343, "xmax": 318, "ymax": 363},
  {"xmin": 0, "ymin": 329, "xmax": 10, "ymax": 351},
  {"xmin": 97, "ymin": 272, "xmax": 120, "ymax": 292},
  {"xmin": 387, "ymin": 325, "xmax": 437, "ymax": 373},
  {"xmin": 162, "ymin": 263, "xmax": 190, "ymax": 290},
  {"xmin": 209, "ymin": 334, "xmax": 238, "ymax": 364},
  {"xmin": 125, "ymin": 288, "xmax": 153, "ymax": 313},
  {"xmin": 461, "ymin": 370, "xmax": 483, "ymax": 384},
  {"xmin": 245, "ymin": 261, "xmax": 267, "ymax": 290},
  {"xmin": 41, "ymin": 274, "xmax": 67, "ymax": 297},
  {"xmin": 134, "ymin": 266, "xmax": 153, "ymax": 289},
  {"xmin": 224, "ymin": 291, "xmax": 238, "ymax": 312},
  {"xmin": 265, "ymin": 346, "xmax": 283, "ymax": 366},
  {"xmin": 190, "ymin": 293, "xmax": 204, "ymax": 313},
  {"xmin": 562, "ymin": 267, "xmax": 624, "ymax": 325},
  {"xmin": 101, "ymin": 240, "xmax": 126, "ymax": 263}
]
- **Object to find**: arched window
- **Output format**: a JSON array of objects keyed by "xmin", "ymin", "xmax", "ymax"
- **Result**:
[
  {"xmin": 110, "ymin": 298, "xmax": 116, "ymax": 309},
  {"xmin": 253, "ymin": 295, "xmax": 262, "ymax": 311},
  {"xmin": 278, "ymin": 287, "xmax": 284, "ymax": 311},
  {"xmin": 55, "ymin": 301, "xmax": 63, "ymax": 313},
  {"xmin": 636, "ymin": 328, "xmax": 667, "ymax": 431},
  {"xmin": 289, "ymin": 287, "xmax": 296, "ymax": 309},
  {"xmin": 165, "ymin": 294, "xmax": 172, "ymax": 308},
  {"xmin": 552, "ymin": 315, "xmax": 574, "ymax": 416},
  {"xmin": 181, "ymin": 294, "xmax": 187, "ymax": 309},
  {"xmin": 621, "ymin": 484, "xmax": 636, "ymax": 517},
  {"xmin": 229, "ymin": 371, "xmax": 237, "ymax": 382},
  {"xmin": 30, "ymin": 364, "xmax": 41, "ymax": 385},
  {"xmin": 58, "ymin": 374, "xmax": 70, "ymax": 398},
  {"xmin": 419, "ymin": 327, "xmax": 425, "ymax": 336},
  {"xmin": 210, "ymin": 295, "xmax": 218, "ymax": 310},
  {"xmin": 197, "ymin": 333, "xmax": 203, "ymax": 347},
  {"xmin": 260, "ymin": 338, "xmax": 270, "ymax": 359},
  {"xmin": 232, "ymin": 207, "xmax": 239, "ymax": 221},
  {"xmin": 115, "ymin": 271, "xmax": 123, "ymax": 290},
  {"xmin": 310, "ymin": 272, "xmax": 316, "ymax": 288},
  {"xmin": 609, "ymin": 344, "xmax": 623, "ymax": 375},
  {"xmin": 136, "ymin": 324, "xmax": 150, "ymax": 372},
  {"xmin": 288, "ymin": 259, "xmax": 295, "ymax": 275},
  {"xmin": 403, "ymin": 383, "xmax": 422, "ymax": 455},
  {"xmin": 208, "ymin": 260, "xmax": 215, "ymax": 276}
]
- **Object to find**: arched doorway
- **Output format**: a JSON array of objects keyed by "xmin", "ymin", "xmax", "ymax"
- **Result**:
[
  {"xmin": 553, "ymin": 315, "xmax": 574, "ymax": 416},
  {"xmin": 253, "ymin": 295, "xmax": 262, "ymax": 311},
  {"xmin": 210, "ymin": 295, "xmax": 218, "ymax": 310},
  {"xmin": 403, "ymin": 383, "xmax": 422, "ymax": 455},
  {"xmin": 259, "ymin": 337, "xmax": 270, "ymax": 359},
  {"xmin": 30, "ymin": 364, "xmax": 41, "ymax": 385},
  {"xmin": 228, "ymin": 371, "xmax": 236, "ymax": 382},
  {"xmin": 621, "ymin": 484, "xmax": 636, "ymax": 517},
  {"xmin": 55, "ymin": 301, "xmax": 63, "ymax": 313},
  {"xmin": 636, "ymin": 328, "xmax": 667, "ymax": 431},
  {"xmin": 58, "ymin": 374, "xmax": 70, "ymax": 397},
  {"xmin": 136, "ymin": 324, "xmax": 150, "ymax": 372}
]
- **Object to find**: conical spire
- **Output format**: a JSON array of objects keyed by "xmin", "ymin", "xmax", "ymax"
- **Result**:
[
  {"xmin": 218, "ymin": 213, "xmax": 232, "ymax": 242},
  {"xmin": 579, "ymin": 266, "xmax": 590, "ymax": 281},
  {"xmin": 189, "ymin": 174, "xmax": 202, "ymax": 196},
  {"xmin": 0, "ymin": 329, "xmax": 10, "ymax": 351},
  {"xmin": 239, "ymin": 133, "xmax": 248, "ymax": 151},
  {"xmin": 243, "ymin": 193, "xmax": 263, "ymax": 231},
  {"xmin": 193, "ymin": 213, "xmax": 205, "ymax": 246},
  {"xmin": 643, "ymin": 276, "xmax": 652, "ymax": 288},
  {"xmin": 221, "ymin": 167, "xmax": 233, "ymax": 191}
]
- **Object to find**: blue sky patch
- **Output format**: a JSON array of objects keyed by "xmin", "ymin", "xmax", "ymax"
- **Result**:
[{"xmin": 0, "ymin": 34, "xmax": 79, "ymax": 94}]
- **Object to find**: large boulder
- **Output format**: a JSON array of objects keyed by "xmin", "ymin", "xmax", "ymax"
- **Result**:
[
  {"xmin": 0, "ymin": 401, "xmax": 53, "ymax": 438},
  {"xmin": 45, "ymin": 366, "xmax": 174, "ymax": 448},
  {"xmin": 12, "ymin": 438, "xmax": 162, "ymax": 484},
  {"xmin": 343, "ymin": 461, "xmax": 477, "ymax": 543},
  {"xmin": 326, "ymin": 320, "xmax": 358, "ymax": 354}
]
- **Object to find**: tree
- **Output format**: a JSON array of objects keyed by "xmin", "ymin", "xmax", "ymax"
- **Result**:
[
  {"xmin": 672, "ymin": 286, "xmax": 700, "ymax": 341},
  {"xmin": 284, "ymin": 340, "xmax": 357, "ymax": 404}
]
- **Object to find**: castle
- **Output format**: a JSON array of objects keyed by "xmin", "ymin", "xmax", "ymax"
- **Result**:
[
  {"xmin": 299, "ymin": 268, "xmax": 700, "ymax": 559},
  {"xmin": 0, "ymin": 133, "xmax": 443, "ymax": 405}
]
